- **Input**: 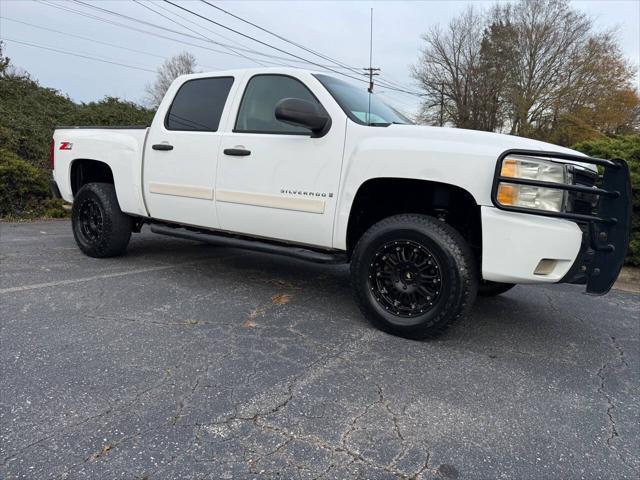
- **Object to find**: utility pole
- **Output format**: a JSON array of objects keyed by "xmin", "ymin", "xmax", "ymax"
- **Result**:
[
  {"xmin": 363, "ymin": 67, "xmax": 381, "ymax": 94},
  {"xmin": 363, "ymin": 8, "xmax": 379, "ymax": 124}
]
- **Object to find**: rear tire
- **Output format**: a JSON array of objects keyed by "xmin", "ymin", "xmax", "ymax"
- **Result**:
[
  {"xmin": 478, "ymin": 280, "xmax": 515, "ymax": 297},
  {"xmin": 350, "ymin": 214, "xmax": 478, "ymax": 340},
  {"xmin": 72, "ymin": 182, "xmax": 131, "ymax": 258}
]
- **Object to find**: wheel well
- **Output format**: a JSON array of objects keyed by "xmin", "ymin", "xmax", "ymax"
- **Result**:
[
  {"xmin": 70, "ymin": 159, "xmax": 114, "ymax": 196},
  {"xmin": 346, "ymin": 178, "xmax": 482, "ymax": 256}
]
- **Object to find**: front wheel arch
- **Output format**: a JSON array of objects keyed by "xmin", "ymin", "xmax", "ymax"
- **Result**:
[{"xmin": 344, "ymin": 177, "xmax": 482, "ymax": 260}]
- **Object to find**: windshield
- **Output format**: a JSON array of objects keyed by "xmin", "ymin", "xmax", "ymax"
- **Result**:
[{"xmin": 314, "ymin": 74, "xmax": 412, "ymax": 126}]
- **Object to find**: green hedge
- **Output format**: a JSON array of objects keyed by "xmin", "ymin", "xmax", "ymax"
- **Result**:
[
  {"xmin": 0, "ymin": 66, "xmax": 153, "ymax": 220},
  {"xmin": 0, "ymin": 148, "xmax": 66, "ymax": 219},
  {"xmin": 573, "ymin": 135, "xmax": 640, "ymax": 266}
]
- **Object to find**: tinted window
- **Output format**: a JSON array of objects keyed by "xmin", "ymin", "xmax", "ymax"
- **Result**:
[
  {"xmin": 235, "ymin": 75, "xmax": 321, "ymax": 134},
  {"xmin": 166, "ymin": 77, "xmax": 234, "ymax": 131},
  {"xmin": 314, "ymin": 74, "xmax": 411, "ymax": 126}
]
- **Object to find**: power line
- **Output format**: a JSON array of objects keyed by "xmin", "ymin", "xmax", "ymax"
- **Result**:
[
  {"xmin": 35, "ymin": 0, "xmax": 298, "ymax": 67},
  {"xmin": 163, "ymin": 0, "xmax": 379, "ymax": 86},
  {"xmin": 71, "ymin": 0, "xmax": 324, "ymax": 69},
  {"xmin": 149, "ymin": 1, "xmax": 359, "ymax": 71},
  {"xmin": 32, "ymin": 0, "xmax": 423, "ymax": 97},
  {"xmin": 1, "ymin": 37, "xmax": 156, "ymax": 73},
  {"xmin": 200, "ymin": 0, "xmax": 422, "ymax": 96},
  {"xmin": 143, "ymin": 0, "xmax": 283, "ymax": 67},
  {"xmin": 201, "ymin": 0, "xmax": 361, "ymax": 75},
  {"xmin": 132, "ymin": 0, "xmax": 269, "ymax": 67},
  {"xmin": 170, "ymin": 0, "xmax": 421, "ymax": 97},
  {"xmin": 36, "ymin": 0, "xmax": 233, "ymax": 54},
  {"xmin": 0, "ymin": 16, "xmax": 224, "ymax": 71},
  {"xmin": 1, "ymin": 16, "xmax": 166, "ymax": 60},
  {"xmin": 377, "ymin": 92, "xmax": 420, "ymax": 110},
  {"xmin": 46, "ymin": 0, "xmax": 352, "ymax": 70}
]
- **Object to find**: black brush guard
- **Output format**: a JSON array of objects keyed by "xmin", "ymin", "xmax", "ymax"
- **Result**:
[{"xmin": 491, "ymin": 149, "xmax": 632, "ymax": 295}]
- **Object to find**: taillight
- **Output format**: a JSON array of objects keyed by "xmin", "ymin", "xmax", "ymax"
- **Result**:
[{"xmin": 49, "ymin": 138, "xmax": 55, "ymax": 169}]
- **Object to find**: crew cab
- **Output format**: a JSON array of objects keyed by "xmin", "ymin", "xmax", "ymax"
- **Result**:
[{"xmin": 50, "ymin": 68, "xmax": 632, "ymax": 339}]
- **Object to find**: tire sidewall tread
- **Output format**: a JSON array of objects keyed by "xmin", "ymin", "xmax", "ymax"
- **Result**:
[
  {"xmin": 72, "ymin": 183, "xmax": 131, "ymax": 258},
  {"xmin": 350, "ymin": 214, "xmax": 477, "ymax": 340}
]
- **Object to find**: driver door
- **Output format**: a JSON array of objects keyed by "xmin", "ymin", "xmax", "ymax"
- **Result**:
[{"xmin": 216, "ymin": 74, "xmax": 345, "ymax": 248}]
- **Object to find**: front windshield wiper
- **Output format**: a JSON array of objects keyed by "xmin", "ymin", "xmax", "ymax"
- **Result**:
[{"xmin": 368, "ymin": 121, "xmax": 407, "ymax": 127}]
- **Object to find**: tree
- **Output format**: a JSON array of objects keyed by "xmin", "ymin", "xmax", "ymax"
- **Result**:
[
  {"xmin": 411, "ymin": 7, "xmax": 486, "ymax": 129},
  {"xmin": 145, "ymin": 52, "xmax": 197, "ymax": 108},
  {"xmin": 546, "ymin": 32, "xmax": 640, "ymax": 144},
  {"xmin": 0, "ymin": 41, "xmax": 10, "ymax": 75},
  {"xmin": 412, "ymin": 0, "xmax": 639, "ymax": 145}
]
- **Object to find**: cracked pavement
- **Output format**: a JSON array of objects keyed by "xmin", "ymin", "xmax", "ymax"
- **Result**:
[{"xmin": 1, "ymin": 220, "xmax": 638, "ymax": 479}]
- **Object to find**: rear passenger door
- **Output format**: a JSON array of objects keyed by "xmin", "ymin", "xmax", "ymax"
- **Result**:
[
  {"xmin": 143, "ymin": 76, "xmax": 235, "ymax": 228},
  {"xmin": 216, "ymin": 73, "xmax": 345, "ymax": 248}
]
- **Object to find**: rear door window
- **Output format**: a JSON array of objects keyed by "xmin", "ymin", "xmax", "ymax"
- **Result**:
[{"xmin": 165, "ymin": 77, "xmax": 234, "ymax": 132}]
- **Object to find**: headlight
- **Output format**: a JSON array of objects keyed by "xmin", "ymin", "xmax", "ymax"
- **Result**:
[{"xmin": 496, "ymin": 156, "xmax": 568, "ymax": 212}]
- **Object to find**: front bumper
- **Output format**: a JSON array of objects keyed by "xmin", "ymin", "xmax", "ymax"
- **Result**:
[
  {"xmin": 488, "ymin": 149, "xmax": 632, "ymax": 295},
  {"xmin": 481, "ymin": 207, "xmax": 583, "ymax": 284}
]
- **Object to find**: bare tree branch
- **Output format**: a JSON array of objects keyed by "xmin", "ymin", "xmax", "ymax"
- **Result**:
[{"xmin": 144, "ymin": 52, "xmax": 197, "ymax": 108}]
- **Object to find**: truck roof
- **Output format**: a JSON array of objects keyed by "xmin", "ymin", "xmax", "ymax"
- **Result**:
[{"xmin": 175, "ymin": 67, "xmax": 332, "ymax": 82}]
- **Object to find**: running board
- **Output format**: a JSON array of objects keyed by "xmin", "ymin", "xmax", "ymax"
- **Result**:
[{"xmin": 150, "ymin": 224, "xmax": 347, "ymax": 265}]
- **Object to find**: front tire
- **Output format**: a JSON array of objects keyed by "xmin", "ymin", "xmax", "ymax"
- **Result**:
[
  {"xmin": 72, "ymin": 182, "xmax": 131, "ymax": 258},
  {"xmin": 350, "ymin": 214, "xmax": 478, "ymax": 340}
]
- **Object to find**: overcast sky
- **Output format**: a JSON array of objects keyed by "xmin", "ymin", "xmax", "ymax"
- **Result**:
[{"xmin": 1, "ymin": 0, "xmax": 639, "ymax": 115}]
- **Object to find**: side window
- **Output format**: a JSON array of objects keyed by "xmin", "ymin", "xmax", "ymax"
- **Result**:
[
  {"xmin": 165, "ymin": 77, "xmax": 234, "ymax": 131},
  {"xmin": 235, "ymin": 75, "xmax": 321, "ymax": 134}
]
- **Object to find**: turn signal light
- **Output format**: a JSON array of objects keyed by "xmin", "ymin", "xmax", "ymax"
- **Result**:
[
  {"xmin": 497, "ymin": 184, "xmax": 516, "ymax": 205},
  {"xmin": 501, "ymin": 158, "xmax": 517, "ymax": 178}
]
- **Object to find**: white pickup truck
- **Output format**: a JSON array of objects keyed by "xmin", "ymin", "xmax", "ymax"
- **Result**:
[{"xmin": 51, "ymin": 68, "xmax": 632, "ymax": 339}]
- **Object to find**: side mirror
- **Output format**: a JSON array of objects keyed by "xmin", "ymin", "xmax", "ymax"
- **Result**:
[{"xmin": 274, "ymin": 98, "xmax": 330, "ymax": 136}]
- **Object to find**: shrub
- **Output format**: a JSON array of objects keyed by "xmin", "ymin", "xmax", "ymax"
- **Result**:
[
  {"xmin": 572, "ymin": 135, "xmax": 640, "ymax": 266},
  {"xmin": 0, "ymin": 149, "xmax": 66, "ymax": 219},
  {"xmin": 0, "ymin": 63, "xmax": 152, "ymax": 220}
]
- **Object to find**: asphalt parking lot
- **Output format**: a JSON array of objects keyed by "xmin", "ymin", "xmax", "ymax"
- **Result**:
[{"xmin": 1, "ymin": 220, "xmax": 638, "ymax": 480}]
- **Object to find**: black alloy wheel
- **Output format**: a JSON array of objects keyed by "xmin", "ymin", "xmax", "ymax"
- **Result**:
[
  {"xmin": 350, "ymin": 214, "xmax": 477, "ymax": 339},
  {"xmin": 72, "ymin": 182, "xmax": 132, "ymax": 258},
  {"xmin": 368, "ymin": 240, "xmax": 442, "ymax": 320},
  {"xmin": 77, "ymin": 197, "xmax": 104, "ymax": 245}
]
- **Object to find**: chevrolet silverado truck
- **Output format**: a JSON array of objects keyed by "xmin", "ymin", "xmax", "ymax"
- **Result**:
[{"xmin": 50, "ymin": 68, "xmax": 632, "ymax": 339}]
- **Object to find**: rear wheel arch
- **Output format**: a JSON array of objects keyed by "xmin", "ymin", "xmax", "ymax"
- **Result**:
[
  {"xmin": 345, "ymin": 177, "xmax": 482, "ymax": 258},
  {"xmin": 70, "ymin": 159, "xmax": 115, "ymax": 197}
]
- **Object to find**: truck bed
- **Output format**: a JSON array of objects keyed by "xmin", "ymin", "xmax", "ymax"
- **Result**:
[{"xmin": 52, "ymin": 126, "xmax": 150, "ymax": 217}]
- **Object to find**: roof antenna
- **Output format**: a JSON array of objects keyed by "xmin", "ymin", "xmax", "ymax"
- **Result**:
[{"xmin": 363, "ymin": 7, "xmax": 379, "ymax": 125}]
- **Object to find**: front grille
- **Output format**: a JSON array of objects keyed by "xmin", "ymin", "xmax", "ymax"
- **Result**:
[{"xmin": 568, "ymin": 165, "xmax": 599, "ymax": 215}]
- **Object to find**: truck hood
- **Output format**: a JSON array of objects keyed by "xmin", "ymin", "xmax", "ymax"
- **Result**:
[{"xmin": 388, "ymin": 124, "xmax": 582, "ymax": 158}]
